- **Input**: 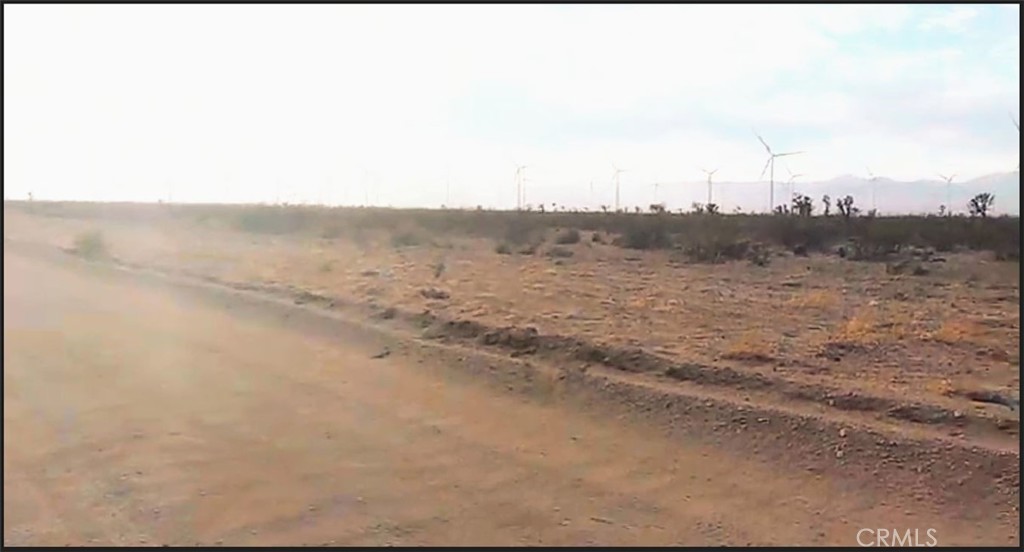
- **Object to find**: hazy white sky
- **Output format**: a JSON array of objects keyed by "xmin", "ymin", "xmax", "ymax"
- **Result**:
[{"xmin": 3, "ymin": 4, "xmax": 1020, "ymax": 210}]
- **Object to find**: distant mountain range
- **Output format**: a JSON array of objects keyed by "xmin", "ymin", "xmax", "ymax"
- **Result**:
[{"xmin": 697, "ymin": 171, "xmax": 1020, "ymax": 215}]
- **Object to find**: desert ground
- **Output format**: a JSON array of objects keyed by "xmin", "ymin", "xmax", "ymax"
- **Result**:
[{"xmin": 3, "ymin": 201, "xmax": 1020, "ymax": 546}]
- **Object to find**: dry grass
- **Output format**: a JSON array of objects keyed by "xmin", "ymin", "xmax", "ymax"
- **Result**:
[
  {"xmin": 925, "ymin": 378, "xmax": 956, "ymax": 397},
  {"xmin": 786, "ymin": 289, "xmax": 840, "ymax": 309},
  {"xmin": 929, "ymin": 319, "xmax": 984, "ymax": 345},
  {"xmin": 721, "ymin": 330, "xmax": 779, "ymax": 363},
  {"xmin": 833, "ymin": 307, "xmax": 880, "ymax": 344},
  {"xmin": 831, "ymin": 305, "xmax": 926, "ymax": 345}
]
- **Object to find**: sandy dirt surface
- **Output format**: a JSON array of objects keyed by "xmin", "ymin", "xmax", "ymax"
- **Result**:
[
  {"xmin": 3, "ymin": 207, "xmax": 1018, "ymax": 410},
  {"xmin": 3, "ymin": 244, "xmax": 1018, "ymax": 546}
]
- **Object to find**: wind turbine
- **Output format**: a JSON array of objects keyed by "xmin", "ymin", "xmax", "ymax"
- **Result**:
[
  {"xmin": 513, "ymin": 163, "xmax": 527, "ymax": 210},
  {"xmin": 755, "ymin": 131, "xmax": 803, "ymax": 212},
  {"xmin": 938, "ymin": 173, "xmax": 956, "ymax": 213},
  {"xmin": 701, "ymin": 168, "xmax": 719, "ymax": 206},
  {"xmin": 611, "ymin": 163, "xmax": 627, "ymax": 212},
  {"xmin": 785, "ymin": 165, "xmax": 803, "ymax": 203},
  {"xmin": 866, "ymin": 167, "xmax": 880, "ymax": 212}
]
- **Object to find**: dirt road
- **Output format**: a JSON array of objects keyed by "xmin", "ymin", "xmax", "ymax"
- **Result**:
[{"xmin": 3, "ymin": 247, "xmax": 1016, "ymax": 546}]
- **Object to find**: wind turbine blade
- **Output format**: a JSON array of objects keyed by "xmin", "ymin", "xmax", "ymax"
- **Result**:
[
  {"xmin": 759, "ymin": 157, "xmax": 772, "ymax": 180},
  {"xmin": 776, "ymin": 151, "xmax": 804, "ymax": 157},
  {"xmin": 1011, "ymin": 113, "xmax": 1019, "ymax": 131},
  {"xmin": 755, "ymin": 133, "xmax": 772, "ymax": 155},
  {"xmin": 710, "ymin": 169, "xmax": 718, "ymax": 176}
]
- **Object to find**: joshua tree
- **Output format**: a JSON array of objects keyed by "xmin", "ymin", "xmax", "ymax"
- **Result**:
[
  {"xmin": 968, "ymin": 193, "xmax": 994, "ymax": 217},
  {"xmin": 649, "ymin": 203, "xmax": 666, "ymax": 214},
  {"xmin": 600, "ymin": 205, "xmax": 609, "ymax": 213},
  {"xmin": 792, "ymin": 194, "xmax": 814, "ymax": 217},
  {"xmin": 705, "ymin": 202, "xmax": 720, "ymax": 215},
  {"xmin": 837, "ymin": 195, "xmax": 856, "ymax": 219},
  {"xmin": 822, "ymin": 194, "xmax": 831, "ymax": 216},
  {"xmin": 691, "ymin": 202, "xmax": 706, "ymax": 214}
]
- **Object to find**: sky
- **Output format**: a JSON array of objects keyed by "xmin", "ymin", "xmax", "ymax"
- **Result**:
[{"xmin": 3, "ymin": 4, "xmax": 1020, "ymax": 212}]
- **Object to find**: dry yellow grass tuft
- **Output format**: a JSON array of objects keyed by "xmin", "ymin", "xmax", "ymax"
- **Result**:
[
  {"xmin": 832, "ymin": 305, "xmax": 927, "ymax": 345},
  {"xmin": 721, "ymin": 330, "xmax": 778, "ymax": 362},
  {"xmin": 834, "ymin": 307, "xmax": 880, "ymax": 344},
  {"xmin": 786, "ymin": 289, "xmax": 840, "ymax": 309},
  {"xmin": 925, "ymin": 378, "xmax": 955, "ymax": 397},
  {"xmin": 930, "ymin": 319, "xmax": 983, "ymax": 345}
]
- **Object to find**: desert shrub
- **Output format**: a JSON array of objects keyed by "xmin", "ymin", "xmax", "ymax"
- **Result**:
[
  {"xmin": 994, "ymin": 246, "xmax": 1020, "ymax": 262},
  {"xmin": 320, "ymin": 224, "xmax": 345, "ymax": 239},
  {"xmin": 72, "ymin": 230, "xmax": 109, "ymax": 259},
  {"xmin": 748, "ymin": 244, "xmax": 772, "ymax": 266},
  {"xmin": 518, "ymin": 242, "xmax": 540, "ymax": 255},
  {"xmin": 764, "ymin": 216, "xmax": 836, "ymax": 253},
  {"xmin": 618, "ymin": 215, "xmax": 672, "ymax": 250},
  {"xmin": 390, "ymin": 228, "xmax": 424, "ymax": 248},
  {"xmin": 554, "ymin": 228, "xmax": 581, "ymax": 244},
  {"xmin": 234, "ymin": 206, "xmax": 313, "ymax": 235},
  {"xmin": 847, "ymin": 219, "xmax": 910, "ymax": 260},
  {"xmin": 494, "ymin": 242, "xmax": 512, "ymax": 255},
  {"xmin": 546, "ymin": 246, "xmax": 574, "ymax": 258},
  {"xmin": 683, "ymin": 238, "xmax": 751, "ymax": 263},
  {"xmin": 21, "ymin": 202, "xmax": 1020, "ymax": 262},
  {"xmin": 964, "ymin": 216, "xmax": 1020, "ymax": 255},
  {"xmin": 504, "ymin": 216, "xmax": 543, "ymax": 245}
]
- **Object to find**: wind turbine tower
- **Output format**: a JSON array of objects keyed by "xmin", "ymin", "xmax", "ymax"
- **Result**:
[
  {"xmin": 785, "ymin": 165, "xmax": 803, "ymax": 203},
  {"xmin": 514, "ymin": 164, "xmax": 527, "ymax": 210},
  {"xmin": 612, "ymin": 163, "xmax": 627, "ymax": 212},
  {"xmin": 701, "ymin": 168, "xmax": 719, "ymax": 205},
  {"xmin": 866, "ymin": 167, "xmax": 880, "ymax": 212},
  {"xmin": 938, "ymin": 173, "xmax": 956, "ymax": 213},
  {"xmin": 755, "ymin": 131, "xmax": 803, "ymax": 212}
]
